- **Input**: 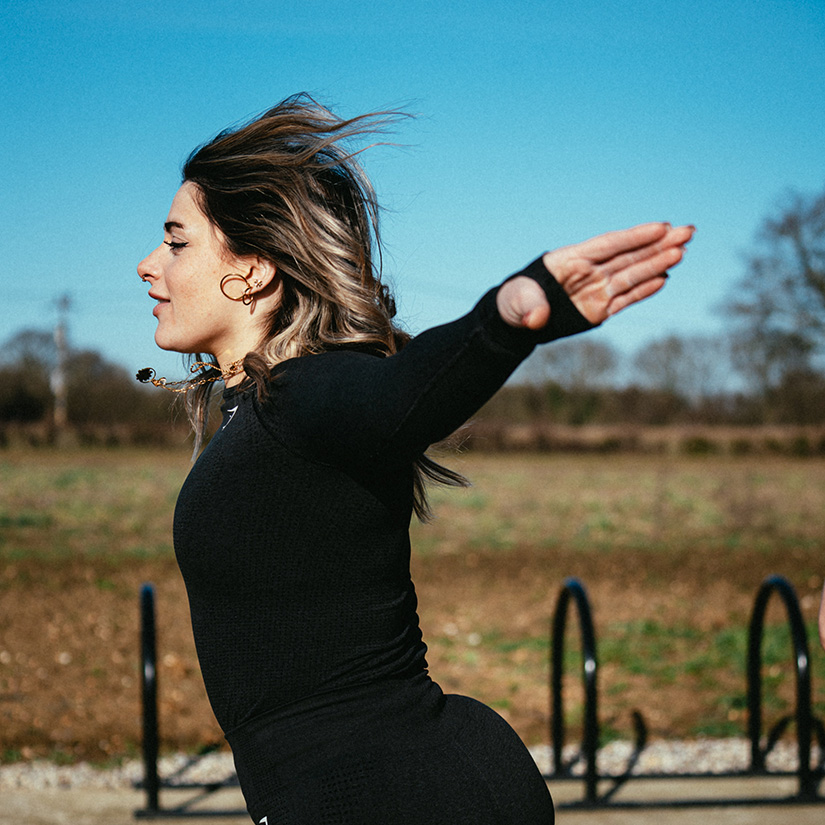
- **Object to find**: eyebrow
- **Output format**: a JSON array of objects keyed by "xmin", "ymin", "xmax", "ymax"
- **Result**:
[{"xmin": 164, "ymin": 220, "xmax": 185, "ymax": 233}]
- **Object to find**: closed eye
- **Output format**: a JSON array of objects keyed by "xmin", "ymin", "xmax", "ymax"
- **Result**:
[{"xmin": 164, "ymin": 241, "xmax": 188, "ymax": 251}]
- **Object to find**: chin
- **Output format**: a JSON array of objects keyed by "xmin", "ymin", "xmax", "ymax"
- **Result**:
[
  {"xmin": 153, "ymin": 330, "xmax": 175, "ymax": 352},
  {"xmin": 154, "ymin": 330, "xmax": 190, "ymax": 354},
  {"xmin": 154, "ymin": 328, "xmax": 211, "ymax": 357}
]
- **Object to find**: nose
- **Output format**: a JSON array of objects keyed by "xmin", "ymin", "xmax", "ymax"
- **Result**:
[{"xmin": 138, "ymin": 246, "xmax": 161, "ymax": 282}]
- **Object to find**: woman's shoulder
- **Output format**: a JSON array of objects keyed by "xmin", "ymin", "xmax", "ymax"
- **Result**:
[
  {"xmin": 251, "ymin": 349, "xmax": 387, "ymax": 422},
  {"xmin": 248, "ymin": 348, "xmax": 392, "ymax": 463},
  {"xmin": 268, "ymin": 347, "xmax": 383, "ymax": 386}
]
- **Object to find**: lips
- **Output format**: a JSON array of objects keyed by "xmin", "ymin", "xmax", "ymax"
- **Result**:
[{"xmin": 149, "ymin": 294, "xmax": 170, "ymax": 318}]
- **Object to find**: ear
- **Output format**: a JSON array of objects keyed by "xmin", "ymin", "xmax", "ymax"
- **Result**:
[{"xmin": 247, "ymin": 257, "xmax": 278, "ymax": 292}]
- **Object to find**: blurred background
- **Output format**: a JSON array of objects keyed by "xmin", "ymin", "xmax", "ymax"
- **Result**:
[{"xmin": 2, "ymin": 0, "xmax": 824, "ymax": 442}]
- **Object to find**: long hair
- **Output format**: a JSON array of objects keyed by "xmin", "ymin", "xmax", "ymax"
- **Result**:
[{"xmin": 179, "ymin": 93, "xmax": 465, "ymax": 519}]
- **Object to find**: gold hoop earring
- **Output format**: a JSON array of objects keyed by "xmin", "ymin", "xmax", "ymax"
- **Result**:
[{"xmin": 220, "ymin": 273, "xmax": 256, "ymax": 305}]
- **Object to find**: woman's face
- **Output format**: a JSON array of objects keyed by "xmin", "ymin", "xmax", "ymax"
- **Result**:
[{"xmin": 137, "ymin": 182, "xmax": 246, "ymax": 357}]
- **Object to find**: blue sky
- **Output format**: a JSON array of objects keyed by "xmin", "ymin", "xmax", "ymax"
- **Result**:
[{"xmin": 2, "ymin": 0, "xmax": 824, "ymax": 383}]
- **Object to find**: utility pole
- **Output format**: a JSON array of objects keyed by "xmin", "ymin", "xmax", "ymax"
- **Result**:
[{"xmin": 51, "ymin": 294, "xmax": 71, "ymax": 436}]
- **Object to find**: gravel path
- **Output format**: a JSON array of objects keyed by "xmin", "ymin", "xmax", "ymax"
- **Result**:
[
  {"xmin": 2, "ymin": 742, "xmax": 823, "ymax": 825},
  {"xmin": 532, "ymin": 737, "xmax": 823, "ymax": 776},
  {"xmin": 1, "ymin": 738, "xmax": 821, "ymax": 791}
]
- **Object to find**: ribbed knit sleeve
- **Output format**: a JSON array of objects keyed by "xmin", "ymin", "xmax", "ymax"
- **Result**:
[{"xmin": 257, "ymin": 257, "xmax": 596, "ymax": 465}]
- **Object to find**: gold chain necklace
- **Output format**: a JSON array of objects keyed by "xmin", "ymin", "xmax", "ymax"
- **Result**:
[{"xmin": 136, "ymin": 359, "xmax": 245, "ymax": 393}]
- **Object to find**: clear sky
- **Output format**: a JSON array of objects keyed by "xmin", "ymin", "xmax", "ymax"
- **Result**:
[{"xmin": 2, "ymin": 0, "xmax": 824, "ymax": 383}]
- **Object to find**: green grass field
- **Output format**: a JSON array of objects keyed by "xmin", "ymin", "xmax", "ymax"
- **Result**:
[{"xmin": 0, "ymin": 447, "xmax": 823, "ymax": 762}]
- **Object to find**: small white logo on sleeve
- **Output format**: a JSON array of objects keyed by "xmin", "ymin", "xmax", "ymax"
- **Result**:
[
  {"xmin": 222, "ymin": 405, "xmax": 239, "ymax": 429},
  {"xmin": 259, "ymin": 817, "xmax": 269, "ymax": 824}
]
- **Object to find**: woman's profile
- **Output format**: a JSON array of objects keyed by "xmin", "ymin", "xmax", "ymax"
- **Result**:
[{"xmin": 137, "ymin": 93, "xmax": 694, "ymax": 824}]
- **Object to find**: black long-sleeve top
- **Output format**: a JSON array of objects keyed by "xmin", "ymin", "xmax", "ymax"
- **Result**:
[{"xmin": 172, "ymin": 258, "xmax": 594, "ymax": 735}]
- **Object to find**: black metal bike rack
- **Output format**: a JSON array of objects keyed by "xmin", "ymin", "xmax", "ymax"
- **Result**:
[
  {"xmin": 139, "ymin": 583, "xmax": 159, "ymax": 815},
  {"xmin": 548, "ymin": 574, "xmax": 825, "ymax": 808},
  {"xmin": 748, "ymin": 574, "xmax": 822, "ymax": 800},
  {"xmin": 549, "ymin": 577, "xmax": 600, "ymax": 803},
  {"xmin": 135, "ymin": 583, "xmax": 245, "ymax": 819},
  {"xmin": 136, "ymin": 574, "xmax": 824, "ymax": 816}
]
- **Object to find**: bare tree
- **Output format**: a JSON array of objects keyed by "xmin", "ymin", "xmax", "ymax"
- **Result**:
[
  {"xmin": 0, "ymin": 330, "xmax": 55, "ymax": 422},
  {"xmin": 724, "ymin": 184, "xmax": 825, "ymax": 393},
  {"xmin": 633, "ymin": 334, "xmax": 731, "ymax": 402},
  {"xmin": 521, "ymin": 338, "xmax": 619, "ymax": 390},
  {"xmin": 0, "ymin": 328, "xmax": 175, "ymax": 428},
  {"xmin": 0, "ymin": 329, "xmax": 56, "ymax": 373}
]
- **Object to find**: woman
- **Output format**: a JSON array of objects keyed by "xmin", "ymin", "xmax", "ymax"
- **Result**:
[{"xmin": 138, "ymin": 94, "xmax": 694, "ymax": 824}]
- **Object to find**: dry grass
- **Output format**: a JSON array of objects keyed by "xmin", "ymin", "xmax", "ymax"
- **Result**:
[{"xmin": 0, "ymin": 447, "xmax": 823, "ymax": 763}]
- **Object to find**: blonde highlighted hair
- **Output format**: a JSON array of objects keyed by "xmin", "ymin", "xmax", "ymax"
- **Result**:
[{"xmin": 180, "ymin": 93, "xmax": 465, "ymax": 518}]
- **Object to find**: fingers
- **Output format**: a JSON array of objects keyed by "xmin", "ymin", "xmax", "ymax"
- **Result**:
[
  {"xmin": 667, "ymin": 224, "xmax": 696, "ymax": 245},
  {"xmin": 544, "ymin": 224, "xmax": 694, "ymax": 285},
  {"xmin": 603, "ymin": 232, "xmax": 691, "ymax": 315},
  {"xmin": 575, "ymin": 222, "xmax": 672, "ymax": 263},
  {"xmin": 600, "ymin": 224, "xmax": 694, "ymax": 274},
  {"xmin": 605, "ymin": 243, "xmax": 685, "ymax": 301},
  {"xmin": 606, "ymin": 275, "xmax": 668, "ymax": 316}
]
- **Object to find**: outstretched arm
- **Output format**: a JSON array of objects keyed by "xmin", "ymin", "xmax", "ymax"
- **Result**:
[
  {"xmin": 284, "ymin": 224, "xmax": 693, "ymax": 464},
  {"xmin": 497, "ymin": 222, "xmax": 695, "ymax": 329}
]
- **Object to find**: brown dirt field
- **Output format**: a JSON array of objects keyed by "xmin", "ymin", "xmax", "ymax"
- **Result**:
[
  {"xmin": 1, "ymin": 450, "xmax": 824, "ymax": 764},
  {"xmin": 2, "ymin": 544, "xmax": 823, "ymax": 764}
]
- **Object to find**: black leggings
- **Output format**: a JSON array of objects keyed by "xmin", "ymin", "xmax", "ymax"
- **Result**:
[{"xmin": 227, "ymin": 677, "xmax": 554, "ymax": 824}]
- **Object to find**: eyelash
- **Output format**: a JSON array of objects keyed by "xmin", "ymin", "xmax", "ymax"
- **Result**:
[{"xmin": 165, "ymin": 241, "xmax": 188, "ymax": 251}]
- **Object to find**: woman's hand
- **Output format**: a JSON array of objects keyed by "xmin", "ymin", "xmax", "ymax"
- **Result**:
[{"xmin": 497, "ymin": 222, "xmax": 695, "ymax": 329}]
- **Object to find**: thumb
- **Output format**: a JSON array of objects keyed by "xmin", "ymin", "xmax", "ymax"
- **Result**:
[{"xmin": 497, "ymin": 276, "xmax": 551, "ymax": 329}]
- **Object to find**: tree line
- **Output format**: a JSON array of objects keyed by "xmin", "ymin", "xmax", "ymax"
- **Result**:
[
  {"xmin": 0, "ymin": 330, "xmax": 183, "ymax": 445},
  {"xmin": 2, "ymin": 183, "xmax": 824, "ymax": 445}
]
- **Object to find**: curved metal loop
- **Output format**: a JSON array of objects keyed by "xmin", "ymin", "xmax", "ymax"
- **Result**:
[
  {"xmin": 139, "ymin": 583, "xmax": 160, "ymax": 813},
  {"xmin": 747, "ymin": 574, "xmax": 816, "ymax": 799},
  {"xmin": 220, "ymin": 272, "xmax": 252, "ymax": 303},
  {"xmin": 550, "ymin": 576, "xmax": 600, "ymax": 803}
]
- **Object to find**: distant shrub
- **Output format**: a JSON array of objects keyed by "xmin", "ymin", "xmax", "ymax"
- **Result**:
[
  {"xmin": 597, "ymin": 437, "xmax": 624, "ymax": 453},
  {"xmin": 789, "ymin": 436, "xmax": 812, "ymax": 457},
  {"xmin": 681, "ymin": 436, "xmax": 720, "ymax": 455},
  {"xmin": 763, "ymin": 438, "xmax": 785, "ymax": 454}
]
